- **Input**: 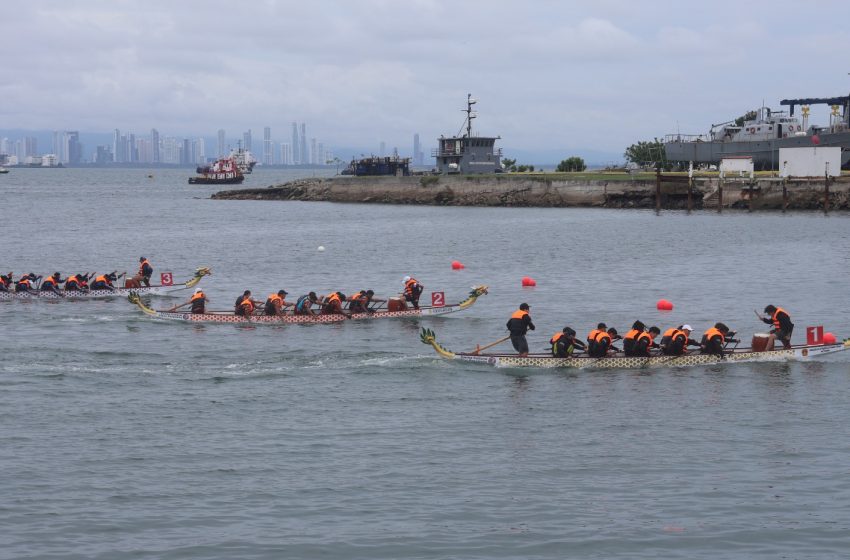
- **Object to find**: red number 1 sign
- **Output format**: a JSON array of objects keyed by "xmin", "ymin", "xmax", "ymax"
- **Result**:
[
  {"xmin": 431, "ymin": 291, "xmax": 445, "ymax": 307},
  {"xmin": 160, "ymin": 272, "xmax": 173, "ymax": 286},
  {"xmin": 806, "ymin": 326, "xmax": 823, "ymax": 345}
]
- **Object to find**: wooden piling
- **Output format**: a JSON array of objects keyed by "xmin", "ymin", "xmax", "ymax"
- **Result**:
[
  {"xmin": 717, "ymin": 179, "xmax": 723, "ymax": 213},
  {"xmin": 824, "ymin": 172, "xmax": 830, "ymax": 214},
  {"xmin": 687, "ymin": 176, "xmax": 693, "ymax": 213},
  {"xmin": 782, "ymin": 179, "xmax": 787, "ymax": 213},
  {"xmin": 655, "ymin": 169, "xmax": 661, "ymax": 212}
]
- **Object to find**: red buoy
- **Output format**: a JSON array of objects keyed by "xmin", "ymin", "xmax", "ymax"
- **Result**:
[
  {"xmin": 823, "ymin": 332, "xmax": 837, "ymax": 345},
  {"xmin": 451, "ymin": 260, "xmax": 465, "ymax": 270},
  {"xmin": 812, "ymin": 134, "xmax": 821, "ymax": 145},
  {"xmin": 656, "ymin": 299, "xmax": 673, "ymax": 311},
  {"xmin": 521, "ymin": 276, "xmax": 536, "ymax": 287}
]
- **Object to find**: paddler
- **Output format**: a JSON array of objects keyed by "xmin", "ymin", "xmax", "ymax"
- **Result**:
[
  {"xmin": 348, "ymin": 289, "xmax": 384, "ymax": 313},
  {"xmin": 137, "ymin": 257, "xmax": 153, "ymax": 287},
  {"xmin": 172, "ymin": 288, "xmax": 208, "ymax": 314},
  {"xmin": 15, "ymin": 273, "xmax": 40, "ymax": 293},
  {"xmin": 402, "ymin": 275, "xmax": 424, "ymax": 310},
  {"xmin": 550, "ymin": 326, "xmax": 586, "ymax": 358},
  {"xmin": 659, "ymin": 324, "xmax": 699, "ymax": 356},
  {"xmin": 632, "ymin": 326, "xmax": 661, "ymax": 357},
  {"xmin": 622, "ymin": 320, "xmax": 647, "ymax": 356},
  {"xmin": 760, "ymin": 305, "xmax": 794, "ymax": 350},
  {"xmin": 264, "ymin": 290, "xmax": 291, "ymax": 316},
  {"xmin": 506, "ymin": 303, "xmax": 535, "ymax": 357},
  {"xmin": 700, "ymin": 323, "xmax": 735, "ymax": 356},
  {"xmin": 40, "ymin": 272, "xmax": 66, "ymax": 294},
  {"xmin": 294, "ymin": 292, "xmax": 319, "ymax": 315},
  {"xmin": 64, "ymin": 273, "xmax": 83, "ymax": 291},
  {"xmin": 234, "ymin": 290, "xmax": 261, "ymax": 317},
  {"xmin": 0, "ymin": 272, "xmax": 12, "ymax": 292},
  {"xmin": 322, "ymin": 291, "xmax": 351, "ymax": 317},
  {"xmin": 587, "ymin": 326, "xmax": 620, "ymax": 358},
  {"xmin": 91, "ymin": 272, "xmax": 118, "ymax": 291}
]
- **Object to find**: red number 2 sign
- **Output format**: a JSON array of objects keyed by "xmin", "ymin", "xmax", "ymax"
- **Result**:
[{"xmin": 431, "ymin": 291, "xmax": 445, "ymax": 307}]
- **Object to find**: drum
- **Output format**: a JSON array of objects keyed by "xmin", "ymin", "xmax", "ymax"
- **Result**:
[
  {"xmin": 388, "ymin": 297, "xmax": 407, "ymax": 312},
  {"xmin": 751, "ymin": 333, "xmax": 770, "ymax": 352}
]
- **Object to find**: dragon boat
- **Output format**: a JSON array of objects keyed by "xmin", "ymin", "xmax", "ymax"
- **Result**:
[
  {"xmin": 127, "ymin": 285, "xmax": 488, "ymax": 325},
  {"xmin": 0, "ymin": 267, "xmax": 211, "ymax": 301},
  {"xmin": 420, "ymin": 328, "xmax": 850, "ymax": 369}
]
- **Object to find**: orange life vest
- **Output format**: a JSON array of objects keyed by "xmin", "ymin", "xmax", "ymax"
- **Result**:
[
  {"xmin": 191, "ymin": 291, "xmax": 205, "ymax": 303},
  {"xmin": 267, "ymin": 294, "xmax": 283, "ymax": 307},
  {"xmin": 636, "ymin": 331, "xmax": 654, "ymax": 347},
  {"xmin": 594, "ymin": 331, "xmax": 612, "ymax": 345},
  {"xmin": 95, "ymin": 275, "xmax": 111, "ymax": 285},
  {"xmin": 587, "ymin": 328, "xmax": 603, "ymax": 343},
  {"xmin": 624, "ymin": 329, "xmax": 641, "ymax": 342},
  {"xmin": 240, "ymin": 298, "xmax": 254, "ymax": 313},
  {"xmin": 511, "ymin": 309, "xmax": 529, "ymax": 321},
  {"xmin": 550, "ymin": 332, "xmax": 564, "ymax": 345},
  {"xmin": 66, "ymin": 275, "xmax": 78, "ymax": 285},
  {"xmin": 771, "ymin": 307, "xmax": 789, "ymax": 330},
  {"xmin": 138, "ymin": 259, "xmax": 151, "ymax": 276},
  {"xmin": 703, "ymin": 327, "xmax": 724, "ymax": 344},
  {"xmin": 18, "ymin": 277, "xmax": 31, "ymax": 288},
  {"xmin": 0, "ymin": 276, "xmax": 7, "ymax": 287},
  {"xmin": 664, "ymin": 328, "xmax": 686, "ymax": 344},
  {"xmin": 42, "ymin": 277, "xmax": 57, "ymax": 289},
  {"xmin": 404, "ymin": 278, "xmax": 419, "ymax": 296}
]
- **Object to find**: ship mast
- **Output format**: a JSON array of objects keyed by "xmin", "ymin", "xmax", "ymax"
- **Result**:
[{"xmin": 466, "ymin": 94, "xmax": 477, "ymax": 138}]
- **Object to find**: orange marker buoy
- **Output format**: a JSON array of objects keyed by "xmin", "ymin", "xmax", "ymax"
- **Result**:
[
  {"xmin": 823, "ymin": 332, "xmax": 837, "ymax": 344},
  {"xmin": 656, "ymin": 299, "xmax": 673, "ymax": 311},
  {"xmin": 521, "ymin": 276, "xmax": 536, "ymax": 287},
  {"xmin": 451, "ymin": 260, "xmax": 465, "ymax": 270}
]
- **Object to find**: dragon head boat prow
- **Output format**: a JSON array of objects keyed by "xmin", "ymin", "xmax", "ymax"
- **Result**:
[
  {"xmin": 184, "ymin": 267, "xmax": 212, "ymax": 288},
  {"xmin": 127, "ymin": 291, "xmax": 158, "ymax": 316},
  {"xmin": 458, "ymin": 285, "xmax": 488, "ymax": 310},
  {"xmin": 420, "ymin": 328, "xmax": 457, "ymax": 358}
]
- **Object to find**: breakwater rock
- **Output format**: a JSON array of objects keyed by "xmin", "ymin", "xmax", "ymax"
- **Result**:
[{"xmin": 212, "ymin": 175, "xmax": 850, "ymax": 210}]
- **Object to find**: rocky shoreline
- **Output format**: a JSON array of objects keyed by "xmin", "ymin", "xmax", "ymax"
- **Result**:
[{"xmin": 211, "ymin": 174, "xmax": 850, "ymax": 211}]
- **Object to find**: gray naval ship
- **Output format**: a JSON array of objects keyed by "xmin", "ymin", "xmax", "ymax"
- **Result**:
[
  {"xmin": 433, "ymin": 94, "xmax": 502, "ymax": 174},
  {"xmin": 664, "ymin": 93, "xmax": 850, "ymax": 170}
]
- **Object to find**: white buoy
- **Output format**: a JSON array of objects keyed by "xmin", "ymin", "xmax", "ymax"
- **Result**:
[{"xmin": 317, "ymin": 246, "xmax": 325, "ymax": 252}]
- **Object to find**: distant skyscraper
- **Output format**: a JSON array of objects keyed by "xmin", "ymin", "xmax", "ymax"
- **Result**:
[
  {"xmin": 309, "ymin": 138, "xmax": 317, "ymax": 165},
  {"xmin": 263, "ymin": 126, "xmax": 272, "ymax": 165},
  {"xmin": 181, "ymin": 138, "xmax": 191, "ymax": 165},
  {"xmin": 53, "ymin": 131, "xmax": 65, "ymax": 162},
  {"xmin": 217, "ymin": 129, "xmax": 226, "ymax": 158},
  {"xmin": 413, "ymin": 133, "xmax": 421, "ymax": 166},
  {"xmin": 379, "ymin": 141, "xmax": 386, "ymax": 157},
  {"xmin": 24, "ymin": 137, "xmax": 38, "ymax": 158},
  {"xmin": 291, "ymin": 122, "xmax": 300, "ymax": 164},
  {"xmin": 128, "ymin": 133, "xmax": 137, "ymax": 162},
  {"xmin": 317, "ymin": 142, "xmax": 324, "ymax": 165},
  {"xmin": 243, "ymin": 129, "xmax": 252, "ymax": 153},
  {"xmin": 300, "ymin": 124, "xmax": 307, "ymax": 167},
  {"xmin": 113, "ymin": 129, "xmax": 121, "ymax": 163},
  {"xmin": 151, "ymin": 128, "xmax": 160, "ymax": 163},
  {"xmin": 280, "ymin": 143, "xmax": 292, "ymax": 165},
  {"xmin": 196, "ymin": 138, "xmax": 206, "ymax": 164},
  {"xmin": 65, "ymin": 131, "xmax": 81, "ymax": 164}
]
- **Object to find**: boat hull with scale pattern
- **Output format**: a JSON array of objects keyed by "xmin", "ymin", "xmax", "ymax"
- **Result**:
[
  {"xmin": 128, "ymin": 285, "xmax": 488, "ymax": 325},
  {"xmin": 0, "ymin": 268, "xmax": 211, "ymax": 301},
  {"xmin": 420, "ymin": 328, "xmax": 850, "ymax": 369}
]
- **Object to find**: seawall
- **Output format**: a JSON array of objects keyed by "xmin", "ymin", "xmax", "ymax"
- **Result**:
[{"xmin": 211, "ymin": 174, "xmax": 850, "ymax": 211}]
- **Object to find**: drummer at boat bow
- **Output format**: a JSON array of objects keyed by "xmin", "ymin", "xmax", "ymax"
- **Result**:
[
  {"xmin": 264, "ymin": 290, "xmax": 290, "ymax": 316},
  {"xmin": 40, "ymin": 272, "xmax": 66, "ymax": 293},
  {"xmin": 91, "ymin": 272, "xmax": 118, "ymax": 291},
  {"xmin": 700, "ymin": 323, "xmax": 736, "ymax": 356},
  {"xmin": 550, "ymin": 327, "xmax": 585, "ymax": 358},
  {"xmin": 137, "ymin": 257, "xmax": 153, "ymax": 287},
  {"xmin": 15, "ymin": 273, "xmax": 40, "ymax": 293},
  {"xmin": 507, "ymin": 303, "xmax": 535, "ymax": 357},
  {"xmin": 402, "ymin": 276, "xmax": 423, "ymax": 310},
  {"xmin": 659, "ymin": 325, "xmax": 699, "ymax": 356},
  {"xmin": 761, "ymin": 305, "xmax": 794, "ymax": 350}
]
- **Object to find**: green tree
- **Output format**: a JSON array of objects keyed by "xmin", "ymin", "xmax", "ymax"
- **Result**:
[
  {"xmin": 557, "ymin": 156, "xmax": 586, "ymax": 172},
  {"xmin": 623, "ymin": 138, "xmax": 668, "ymax": 168},
  {"xmin": 734, "ymin": 110, "xmax": 758, "ymax": 127}
]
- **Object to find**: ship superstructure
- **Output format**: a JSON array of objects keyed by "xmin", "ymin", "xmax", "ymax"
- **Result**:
[
  {"xmin": 664, "ymin": 92, "xmax": 850, "ymax": 169},
  {"xmin": 433, "ymin": 94, "xmax": 502, "ymax": 174}
]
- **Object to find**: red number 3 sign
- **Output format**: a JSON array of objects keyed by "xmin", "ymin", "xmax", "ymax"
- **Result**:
[
  {"xmin": 431, "ymin": 291, "xmax": 445, "ymax": 307},
  {"xmin": 160, "ymin": 272, "xmax": 173, "ymax": 286}
]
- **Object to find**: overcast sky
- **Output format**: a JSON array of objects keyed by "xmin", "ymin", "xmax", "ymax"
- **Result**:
[{"xmin": 3, "ymin": 0, "xmax": 850, "ymax": 159}]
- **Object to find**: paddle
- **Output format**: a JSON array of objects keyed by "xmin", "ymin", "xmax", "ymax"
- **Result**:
[{"xmin": 472, "ymin": 335, "xmax": 511, "ymax": 355}]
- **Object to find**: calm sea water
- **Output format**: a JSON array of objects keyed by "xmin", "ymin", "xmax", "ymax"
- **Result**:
[{"xmin": 2, "ymin": 167, "xmax": 850, "ymax": 560}]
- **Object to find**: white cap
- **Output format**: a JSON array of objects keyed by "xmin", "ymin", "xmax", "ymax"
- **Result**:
[
  {"xmin": 681, "ymin": 324, "xmax": 693, "ymax": 331},
  {"xmin": 403, "ymin": 276, "xmax": 411, "ymax": 282},
  {"xmin": 194, "ymin": 288, "xmax": 202, "ymax": 294}
]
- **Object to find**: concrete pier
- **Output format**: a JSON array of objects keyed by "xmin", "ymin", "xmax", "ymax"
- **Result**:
[{"xmin": 212, "ymin": 174, "xmax": 850, "ymax": 211}]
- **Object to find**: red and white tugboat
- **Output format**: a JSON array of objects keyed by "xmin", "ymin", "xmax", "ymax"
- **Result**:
[{"xmin": 188, "ymin": 157, "xmax": 244, "ymax": 185}]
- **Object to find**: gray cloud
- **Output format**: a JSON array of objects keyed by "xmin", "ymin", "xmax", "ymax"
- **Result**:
[{"xmin": 2, "ymin": 0, "xmax": 849, "ymax": 160}]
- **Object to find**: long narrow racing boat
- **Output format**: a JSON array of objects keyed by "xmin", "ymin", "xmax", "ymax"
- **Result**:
[
  {"xmin": 0, "ymin": 267, "xmax": 211, "ymax": 301},
  {"xmin": 128, "ymin": 285, "xmax": 488, "ymax": 324},
  {"xmin": 420, "ymin": 328, "xmax": 850, "ymax": 369}
]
